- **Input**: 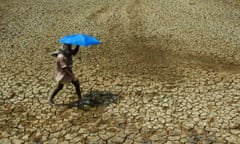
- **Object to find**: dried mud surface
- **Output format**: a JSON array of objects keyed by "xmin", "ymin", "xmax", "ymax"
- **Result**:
[{"xmin": 0, "ymin": 0, "xmax": 240, "ymax": 143}]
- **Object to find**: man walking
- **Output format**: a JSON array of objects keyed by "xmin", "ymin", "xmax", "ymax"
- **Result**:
[{"xmin": 49, "ymin": 44, "xmax": 81, "ymax": 105}]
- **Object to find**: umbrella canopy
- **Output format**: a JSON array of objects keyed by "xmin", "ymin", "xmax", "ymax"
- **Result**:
[{"xmin": 59, "ymin": 34, "xmax": 101, "ymax": 46}]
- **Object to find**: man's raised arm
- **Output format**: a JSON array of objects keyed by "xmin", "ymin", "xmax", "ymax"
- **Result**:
[{"xmin": 72, "ymin": 46, "xmax": 79, "ymax": 56}]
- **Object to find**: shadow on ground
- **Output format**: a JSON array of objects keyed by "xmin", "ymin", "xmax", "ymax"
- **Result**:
[
  {"xmin": 187, "ymin": 134, "xmax": 216, "ymax": 144},
  {"xmin": 57, "ymin": 90, "xmax": 120, "ymax": 110}
]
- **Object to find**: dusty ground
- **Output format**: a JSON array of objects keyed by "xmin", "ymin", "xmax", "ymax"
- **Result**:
[{"xmin": 0, "ymin": 0, "xmax": 240, "ymax": 143}]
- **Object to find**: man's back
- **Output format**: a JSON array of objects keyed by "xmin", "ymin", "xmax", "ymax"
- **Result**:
[{"xmin": 56, "ymin": 53, "xmax": 72, "ymax": 83}]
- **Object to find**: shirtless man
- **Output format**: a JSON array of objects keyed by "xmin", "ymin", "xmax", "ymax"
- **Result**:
[{"xmin": 49, "ymin": 44, "xmax": 81, "ymax": 105}]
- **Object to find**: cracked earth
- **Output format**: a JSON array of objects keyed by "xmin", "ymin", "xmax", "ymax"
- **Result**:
[{"xmin": 0, "ymin": 0, "xmax": 240, "ymax": 143}]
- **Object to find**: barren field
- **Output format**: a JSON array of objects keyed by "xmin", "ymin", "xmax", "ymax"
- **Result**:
[{"xmin": 0, "ymin": 0, "xmax": 240, "ymax": 143}]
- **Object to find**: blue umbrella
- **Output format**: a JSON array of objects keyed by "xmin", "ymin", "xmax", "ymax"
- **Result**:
[{"xmin": 59, "ymin": 34, "xmax": 101, "ymax": 46}]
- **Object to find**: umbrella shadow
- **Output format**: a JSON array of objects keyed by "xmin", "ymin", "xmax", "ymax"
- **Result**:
[{"xmin": 59, "ymin": 90, "xmax": 120, "ymax": 110}]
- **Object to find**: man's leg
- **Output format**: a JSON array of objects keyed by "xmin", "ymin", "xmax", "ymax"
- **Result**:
[
  {"xmin": 72, "ymin": 79, "xmax": 81, "ymax": 100},
  {"xmin": 49, "ymin": 83, "xmax": 64, "ymax": 105}
]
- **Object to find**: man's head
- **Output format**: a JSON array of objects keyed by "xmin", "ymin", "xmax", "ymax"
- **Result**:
[
  {"xmin": 60, "ymin": 44, "xmax": 72, "ymax": 56},
  {"xmin": 63, "ymin": 44, "xmax": 72, "ymax": 51}
]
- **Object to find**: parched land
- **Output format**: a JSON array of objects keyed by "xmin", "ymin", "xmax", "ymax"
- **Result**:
[{"xmin": 0, "ymin": 0, "xmax": 240, "ymax": 143}]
